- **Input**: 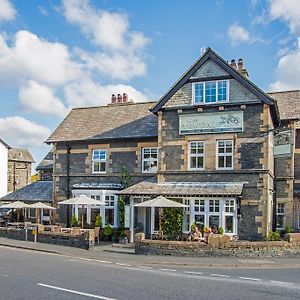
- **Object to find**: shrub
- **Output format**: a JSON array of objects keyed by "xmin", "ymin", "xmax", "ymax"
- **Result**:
[
  {"xmin": 285, "ymin": 226, "xmax": 293, "ymax": 234},
  {"xmin": 218, "ymin": 227, "xmax": 224, "ymax": 234},
  {"xmin": 266, "ymin": 230, "xmax": 281, "ymax": 241},
  {"xmin": 95, "ymin": 214, "xmax": 102, "ymax": 228},
  {"xmin": 190, "ymin": 223, "xmax": 197, "ymax": 232},
  {"xmin": 71, "ymin": 215, "xmax": 78, "ymax": 226},
  {"xmin": 161, "ymin": 207, "xmax": 183, "ymax": 237},
  {"xmin": 103, "ymin": 224, "xmax": 113, "ymax": 236}
]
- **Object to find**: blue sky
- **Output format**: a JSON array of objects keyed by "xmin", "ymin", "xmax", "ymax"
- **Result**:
[{"xmin": 0, "ymin": 0, "xmax": 300, "ymax": 170}]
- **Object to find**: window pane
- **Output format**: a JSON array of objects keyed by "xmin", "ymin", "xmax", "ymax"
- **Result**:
[
  {"xmin": 190, "ymin": 157, "xmax": 197, "ymax": 169},
  {"xmin": 225, "ymin": 216, "xmax": 233, "ymax": 233},
  {"xmin": 194, "ymin": 83, "xmax": 204, "ymax": 103},
  {"xmin": 217, "ymin": 80, "xmax": 227, "ymax": 101},
  {"xmin": 218, "ymin": 156, "xmax": 225, "ymax": 168},
  {"xmin": 195, "ymin": 215, "xmax": 205, "ymax": 230},
  {"xmin": 225, "ymin": 156, "xmax": 232, "ymax": 168},
  {"xmin": 105, "ymin": 208, "xmax": 114, "ymax": 226},
  {"xmin": 197, "ymin": 157, "xmax": 204, "ymax": 169},
  {"xmin": 93, "ymin": 161, "xmax": 100, "ymax": 172},
  {"xmin": 100, "ymin": 162, "xmax": 106, "ymax": 172},
  {"xmin": 276, "ymin": 215, "xmax": 284, "ymax": 229},
  {"xmin": 209, "ymin": 215, "xmax": 219, "ymax": 231},
  {"xmin": 205, "ymin": 81, "xmax": 216, "ymax": 103}
]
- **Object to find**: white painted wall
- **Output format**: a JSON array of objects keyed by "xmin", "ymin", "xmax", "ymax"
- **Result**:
[{"xmin": 0, "ymin": 142, "xmax": 8, "ymax": 197}]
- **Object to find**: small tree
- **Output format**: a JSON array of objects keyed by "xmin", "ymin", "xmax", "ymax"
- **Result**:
[
  {"xmin": 95, "ymin": 214, "xmax": 102, "ymax": 228},
  {"xmin": 161, "ymin": 207, "xmax": 183, "ymax": 238},
  {"xmin": 118, "ymin": 196, "xmax": 125, "ymax": 229},
  {"xmin": 120, "ymin": 166, "xmax": 132, "ymax": 189}
]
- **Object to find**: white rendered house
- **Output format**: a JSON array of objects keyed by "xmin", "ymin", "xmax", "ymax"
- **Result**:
[{"xmin": 0, "ymin": 139, "xmax": 10, "ymax": 198}]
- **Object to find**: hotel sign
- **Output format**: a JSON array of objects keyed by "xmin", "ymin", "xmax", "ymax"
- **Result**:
[
  {"xmin": 274, "ymin": 130, "xmax": 292, "ymax": 157},
  {"xmin": 179, "ymin": 111, "xmax": 243, "ymax": 134}
]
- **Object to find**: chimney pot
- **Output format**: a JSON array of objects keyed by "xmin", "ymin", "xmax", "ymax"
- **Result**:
[
  {"xmin": 238, "ymin": 58, "xmax": 244, "ymax": 71},
  {"xmin": 122, "ymin": 93, "xmax": 128, "ymax": 102},
  {"xmin": 117, "ymin": 94, "xmax": 122, "ymax": 103},
  {"xmin": 230, "ymin": 59, "xmax": 237, "ymax": 69},
  {"xmin": 111, "ymin": 94, "xmax": 117, "ymax": 104}
]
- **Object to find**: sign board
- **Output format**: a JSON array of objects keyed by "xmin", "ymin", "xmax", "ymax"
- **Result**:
[
  {"xmin": 274, "ymin": 130, "xmax": 292, "ymax": 157},
  {"xmin": 179, "ymin": 111, "xmax": 243, "ymax": 134},
  {"xmin": 124, "ymin": 205, "xmax": 130, "ymax": 228}
]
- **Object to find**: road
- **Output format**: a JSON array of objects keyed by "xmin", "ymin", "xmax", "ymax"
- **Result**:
[{"xmin": 0, "ymin": 246, "xmax": 300, "ymax": 300}]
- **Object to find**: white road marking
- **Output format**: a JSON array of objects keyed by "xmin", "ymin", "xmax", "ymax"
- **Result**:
[
  {"xmin": 239, "ymin": 277, "xmax": 261, "ymax": 282},
  {"xmin": 38, "ymin": 283, "xmax": 117, "ymax": 300},
  {"xmin": 159, "ymin": 268, "xmax": 177, "ymax": 272},
  {"xmin": 210, "ymin": 273, "xmax": 230, "ymax": 278},
  {"xmin": 115, "ymin": 263, "xmax": 131, "ymax": 267},
  {"xmin": 136, "ymin": 266, "xmax": 153, "ymax": 269},
  {"xmin": 0, "ymin": 273, "xmax": 8, "ymax": 277},
  {"xmin": 97, "ymin": 260, "xmax": 112, "ymax": 264},
  {"xmin": 270, "ymin": 280, "xmax": 294, "ymax": 285},
  {"xmin": 183, "ymin": 271, "xmax": 203, "ymax": 275}
]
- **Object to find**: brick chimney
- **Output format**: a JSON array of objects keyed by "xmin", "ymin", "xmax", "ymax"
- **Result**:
[
  {"xmin": 111, "ymin": 94, "xmax": 117, "ymax": 104},
  {"xmin": 237, "ymin": 58, "xmax": 249, "ymax": 78}
]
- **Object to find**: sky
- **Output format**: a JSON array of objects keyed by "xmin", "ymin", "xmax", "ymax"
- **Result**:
[{"xmin": 0, "ymin": 0, "xmax": 300, "ymax": 171}]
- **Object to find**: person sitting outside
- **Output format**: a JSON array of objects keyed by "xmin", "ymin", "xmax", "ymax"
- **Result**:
[{"xmin": 192, "ymin": 226, "xmax": 202, "ymax": 241}]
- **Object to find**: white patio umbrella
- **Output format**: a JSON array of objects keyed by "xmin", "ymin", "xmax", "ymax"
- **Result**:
[
  {"xmin": 28, "ymin": 202, "xmax": 56, "ymax": 224},
  {"xmin": 58, "ymin": 195, "xmax": 105, "ymax": 228},
  {"xmin": 134, "ymin": 196, "xmax": 188, "ymax": 234},
  {"xmin": 0, "ymin": 201, "xmax": 31, "ymax": 224}
]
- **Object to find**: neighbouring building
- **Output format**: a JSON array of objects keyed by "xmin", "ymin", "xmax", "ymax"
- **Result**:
[
  {"xmin": 0, "ymin": 139, "xmax": 10, "ymax": 198},
  {"xmin": 46, "ymin": 94, "xmax": 158, "ymax": 227},
  {"xmin": 7, "ymin": 148, "xmax": 34, "ymax": 193},
  {"xmin": 36, "ymin": 150, "xmax": 53, "ymax": 181}
]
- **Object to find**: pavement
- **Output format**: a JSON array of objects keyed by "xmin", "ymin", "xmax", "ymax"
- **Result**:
[{"xmin": 1, "ymin": 237, "xmax": 300, "ymax": 269}]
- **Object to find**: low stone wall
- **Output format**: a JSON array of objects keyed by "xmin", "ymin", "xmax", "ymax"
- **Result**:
[
  {"xmin": 135, "ymin": 237, "xmax": 300, "ymax": 257},
  {"xmin": 0, "ymin": 227, "xmax": 35, "ymax": 242},
  {"xmin": 37, "ymin": 231, "xmax": 94, "ymax": 250}
]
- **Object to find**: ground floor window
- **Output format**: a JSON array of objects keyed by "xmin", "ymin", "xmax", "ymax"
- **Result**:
[
  {"xmin": 276, "ymin": 203, "xmax": 285, "ymax": 230},
  {"xmin": 105, "ymin": 195, "xmax": 117, "ymax": 227}
]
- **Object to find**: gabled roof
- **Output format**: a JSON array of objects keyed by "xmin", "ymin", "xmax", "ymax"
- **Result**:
[
  {"xmin": 268, "ymin": 90, "xmax": 300, "ymax": 122},
  {"xmin": 36, "ymin": 150, "xmax": 53, "ymax": 171},
  {"xmin": 8, "ymin": 148, "xmax": 35, "ymax": 163},
  {"xmin": 150, "ymin": 47, "xmax": 280, "ymax": 126},
  {"xmin": 0, "ymin": 181, "xmax": 52, "ymax": 203},
  {"xmin": 46, "ymin": 102, "xmax": 158, "ymax": 143},
  {"xmin": 0, "ymin": 138, "xmax": 10, "ymax": 149}
]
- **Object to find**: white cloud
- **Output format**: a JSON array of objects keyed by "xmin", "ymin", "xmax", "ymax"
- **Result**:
[
  {"xmin": 0, "ymin": 30, "xmax": 82, "ymax": 87},
  {"xmin": 228, "ymin": 23, "xmax": 251, "ymax": 46},
  {"xmin": 270, "ymin": 38, "xmax": 300, "ymax": 91},
  {"xmin": 0, "ymin": 116, "xmax": 50, "ymax": 147},
  {"xmin": 64, "ymin": 79, "xmax": 149, "ymax": 107},
  {"xmin": 19, "ymin": 80, "xmax": 68, "ymax": 118},
  {"xmin": 0, "ymin": 0, "xmax": 16, "ymax": 22},
  {"xmin": 269, "ymin": 0, "xmax": 300, "ymax": 33},
  {"xmin": 62, "ymin": 0, "xmax": 149, "ymax": 80}
]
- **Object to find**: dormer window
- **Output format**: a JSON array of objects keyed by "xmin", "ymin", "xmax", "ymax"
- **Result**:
[{"xmin": 193, "ymin": 80, "xmax": 229, "ymax": 104}]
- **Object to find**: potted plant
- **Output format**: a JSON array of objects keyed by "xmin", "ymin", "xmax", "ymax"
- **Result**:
[
  {"xmin": 103, "ymin": 224, "xmax": 113, "ymax": 241},
  {"xmin": 217, "ymin": 227, "xmax": 224, "ymax": 234},
  {"xmin": 119, "ymin": 230, "xmax": 128, "ymax": 244},
  {"xmin": 71, "ymin": 215, "xmax": 79, "ymax": 227}
]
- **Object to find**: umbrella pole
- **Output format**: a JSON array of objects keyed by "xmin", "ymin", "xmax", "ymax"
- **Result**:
[{"xmin": 81, "ymin": 204, "xmax": 84, "ymax": 229}]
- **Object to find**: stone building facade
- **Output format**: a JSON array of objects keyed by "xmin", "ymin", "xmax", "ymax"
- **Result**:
[
  {"xmin": 46, "ymin": 96, "xmax": 158, "ymax": 227},
  {"xmin": 7, "ymin": 148, "xmax": 34, "ymax": 193}
]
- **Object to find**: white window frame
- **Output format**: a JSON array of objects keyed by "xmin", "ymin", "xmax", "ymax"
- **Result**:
[
  {"xmin": 216, "ymin": 140, "xmax": 234, "ymax": 170},
  {"xmin": 105, "ymin": 194, "xmax": 117, "ymax": 227},
  {"xmin": 92, "ymin": 149, "xmax": 107, "ymax": 174},
  {"xmin": 276, "ymin": 203, "xmax": 285, "ymax": 230},
  {"xmin": 142, "ymin": 147, "xmax": 158, "ymax": 173},
  {"xmin": 188, "ymin": 141, "xmax": 205, "ymax": 170},
  {"xmin": 192, "ymin": 80, "xmax": 229, "ymax": 105}
]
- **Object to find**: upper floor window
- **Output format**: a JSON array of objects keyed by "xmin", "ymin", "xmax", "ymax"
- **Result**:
[
  {"xmin": 216, "ymin": 140, "xmax": 233, "ymax": 170},
  {"xmin": 189, "ymin": 141, "xmax": 204, "ymax": 170},
  {"xmin": 276, "ymin": 203, "xmax": 285, "ymax": 230},
  {"xmin": 92, "ymin": 149, "xmax": 106, "ymax": 173},
  {"xmin": 142, "ymin": 147, "xmax": 158, "ymax": 173},
  {"xmin": 193, "ymin": 80, "xmax": 229, "ymax": 104}
]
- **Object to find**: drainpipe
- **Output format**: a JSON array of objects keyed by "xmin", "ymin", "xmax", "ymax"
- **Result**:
[{"xmin": 66, "ymin": 144, "xmax": 71, "ymax": 227}]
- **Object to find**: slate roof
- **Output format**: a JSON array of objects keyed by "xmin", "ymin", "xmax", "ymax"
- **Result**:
[
  {"xmin": 36, "ymin": 150, "xmax": 53, "ymax": 171},
  {"xmin": 150, "ymin": 47, "xmax": 280, "ymax": 127},
  {"xmin": 0, "ymin": 181, "xmax": 52, "ymax": 203},
  {"xmin": 46, "ymin": 102, "xmax": 158, "ymax": 143},
  {"xmin": 8, "ymin": 148, "xmax": 35, "ymax": 163},
  {"xmin": 0, "ymin": 138, "xmax": 10, "ymax": 149},
  {"xmin": 268, "ymin": 90, "xmax": 300, "ymax": 125},
  {"xmin": 118, "ymin": 177, "xmax": 244, "ymax": 196}
]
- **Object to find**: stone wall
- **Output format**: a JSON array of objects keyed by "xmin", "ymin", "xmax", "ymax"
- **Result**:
[
  {"xmin": 135, "ymin": 239, "xmax": 300, "ymax": 257},
  {"xmin": 7, "ymin": 161, "xmax": 32, "ymax": 193}
]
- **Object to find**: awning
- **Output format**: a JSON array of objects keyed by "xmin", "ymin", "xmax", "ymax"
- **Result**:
[{"xmin": 118, "ymin": 177, "xmax": 244, "ymax": 197}]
